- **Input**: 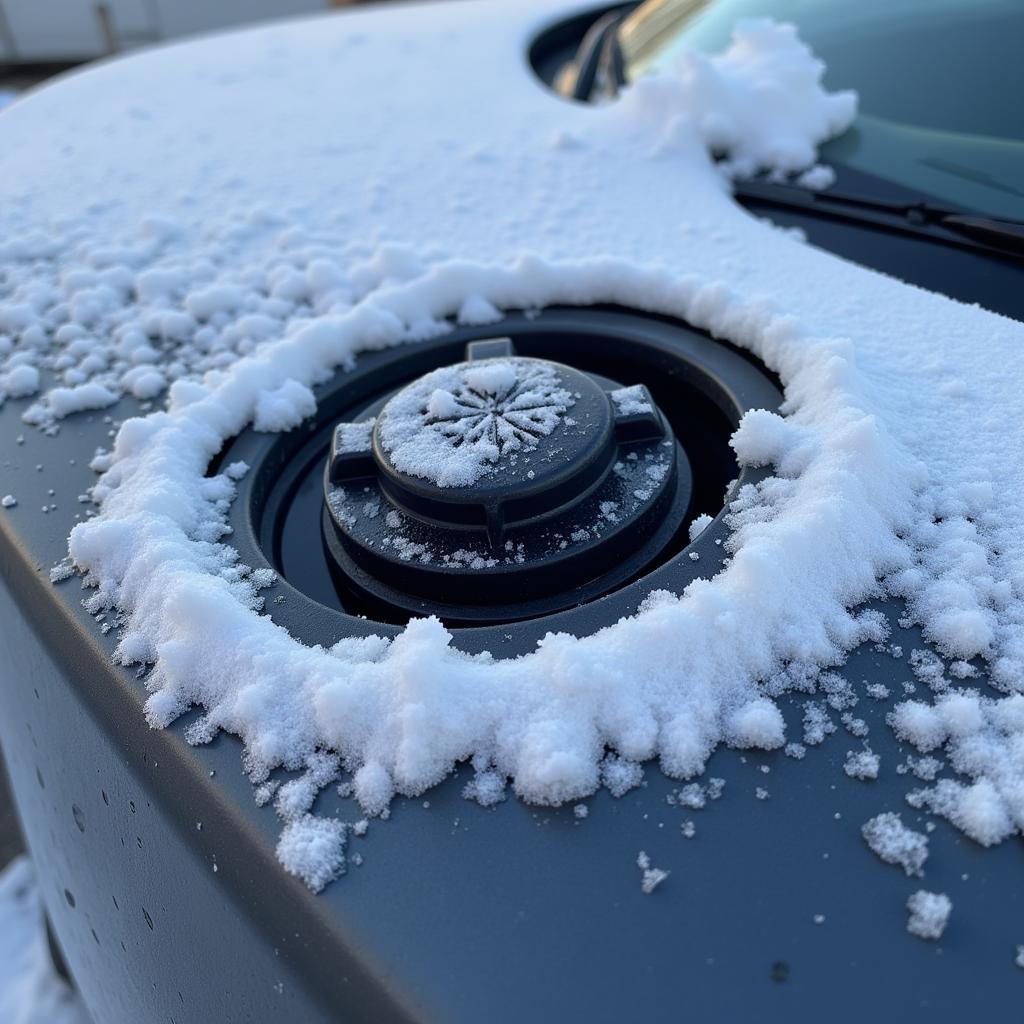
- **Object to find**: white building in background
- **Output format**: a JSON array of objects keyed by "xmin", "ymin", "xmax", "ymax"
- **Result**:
[{"xmin": 0, "ymin": 0, "xmax": 343, "ymax": 63}]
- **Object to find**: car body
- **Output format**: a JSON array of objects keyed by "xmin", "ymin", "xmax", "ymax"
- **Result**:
[{"xmin": 0, "ymin": 1, "xmax": 1022, "ymax": 1021}]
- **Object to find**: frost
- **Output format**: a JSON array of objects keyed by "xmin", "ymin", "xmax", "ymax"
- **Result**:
[
  {"xmin": 378, "ymin": 358, "xmax": 574, "ymax": 487},
  {"xmin": 637, "ymin": 851, "xmax": 669, "ymax": 894},
  {"xmin": 906, "ymin": 890, "xmax": 951, "ymax": 941},
  {"xmin": 610, "ymin": 384, "xmax": 652, "ymax": 416}
]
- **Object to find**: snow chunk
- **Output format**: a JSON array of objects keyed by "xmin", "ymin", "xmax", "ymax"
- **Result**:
[
  {"xmin": 624, "ymin": 18, "xmax": 857, "ymax": 179},
  {"xmin": 254, "ymin": 379, "xmax": 316, "ymax": 432},
  {"xmin": 906, "ymin": 890, "xmax": 951, "ymax": 941},
  {"xmin": 844, "ymin": 748, "xmax": 879, "ymax": 781},
  {"xmin": 46, "ymin": 381, "xmax": 118, "ymax": 418},
  {"xmin": 909, "ymin": 778, "xmax": 1013, "ymax": 847},
  {"xmin": 861, "ymin": 812, "xmax": 928, "ymax": 876},
  {"xmin": 688, "ymin": 513, "xmax": 713, "ymax": 542},
  {"xmin": 2, "ymin": 363, "xmax": 40, "ymax": 398},
  {"xmin": 728, "ymin": 698, "xmax": 785, "ymax": 749},
  {"xmin": 276, "ymin": 815, "xmax": 347, "ymax": 892}
]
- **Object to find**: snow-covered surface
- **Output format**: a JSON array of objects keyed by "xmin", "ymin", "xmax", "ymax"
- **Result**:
[
  {"xmin": 378, "ymin": 356, "xmax": 575, "ymax": 486},
  {"xmin": 0, "ymin": 857, "xmax": 91, "ymax": 1024},
  {"xmin": 0, "ymin": 0, "xmax": 1022, "ymax": 897}
]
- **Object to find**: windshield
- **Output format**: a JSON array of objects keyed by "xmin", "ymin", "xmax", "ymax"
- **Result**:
[{"xmin": 617, "ymin": 0, "xmax": 1024, "ymax": 221}]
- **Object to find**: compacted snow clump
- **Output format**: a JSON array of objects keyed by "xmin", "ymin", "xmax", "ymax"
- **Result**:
[{"xmin": 906, "ymin": 890, "xmax": 952, "ymax": 941}]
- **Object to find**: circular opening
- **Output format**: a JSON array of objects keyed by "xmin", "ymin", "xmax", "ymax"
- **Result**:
[{"xmin": 219, "ymin": 308, "xmax": 781, "ymax": 646}]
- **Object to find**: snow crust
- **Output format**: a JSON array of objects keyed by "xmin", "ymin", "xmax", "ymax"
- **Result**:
[{"xmin": 0, "ymin": 0, "xmax": 1022, "ymax": 892}]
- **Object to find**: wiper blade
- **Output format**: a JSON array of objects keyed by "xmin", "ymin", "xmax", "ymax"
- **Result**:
[
  {"xmin": 735, "ymin": 179, "xmax": 1024, "ymax": 262},
  {"xmin": 940, "ymin": 214, "xmax": 1024, "ymax": 257}
]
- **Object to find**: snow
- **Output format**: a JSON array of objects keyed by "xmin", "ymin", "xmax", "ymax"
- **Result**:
[
  {"xmin": 0, "ymin": 857, "xmax": 91, "ymax": 1024},
  {"xmin": 0, "ymin": 0, "xmax": 1018, "ymax": 894},
  {"xmin": 601, "ymin": 756, "xmax": 644, "ymax": 798},
  {"xmin": 378, "ymin": 357, "xmax": 575, "ymax": 487},
  {"xmin": 2, "ymin": 364, "xmax": 40, "ymax": 398},
  {"xmin": 637, "ymin": 851, "xmax": 670, "ymax": 894},
  {"xmin": 861, "ymin": 812, "xmax": 928, "ymax": 877},
  {"xmin": 276, "ymin": 815, "xmax": 347, "ymax": 893},
  {"xmin": 35, "ymin": 382, "xmax": 118, "ymax": 422},
  {"xmin": 844, "ymin": 748, "xmax": 880, "ymax": 781},
  {"xmin": 688, "ymin": 513, "xmax": 713, "ymax": 542},
  {"xmin": 610, "ymin": 384, "xmax": 652, "ymax": 416},
  {"xmin": 641, "ymin": 18, "xmax": 856, "ymax": 179},
  {"xmin": 463, "ymin": 770, "xmax": 507, "ymax": 807},
  {"xmin": 906, "ymin": 890, "xmax": 952, "ymax": 941}
]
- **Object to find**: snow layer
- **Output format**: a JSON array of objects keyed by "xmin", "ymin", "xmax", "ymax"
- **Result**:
[
  {"xmin": 0, "ymin": 857, "xmax": 91, "ymax": 1024},
  {"xmin": 379, "ymin": 357, "xmax": 575, "ymax": 486},
  {"xmin": 0, "ymin": 0, "xmax": 1022, "ymax": 891}
]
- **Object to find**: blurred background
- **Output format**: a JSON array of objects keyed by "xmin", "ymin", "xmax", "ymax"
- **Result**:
[{"xmin": 0, "ymin": 0, "xmax": 381, "ymax": 101}]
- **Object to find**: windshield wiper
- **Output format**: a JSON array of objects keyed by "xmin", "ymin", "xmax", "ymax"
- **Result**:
[
  {"xmin": 734, "ymin": 178, "xmax": 1024, "ymax": 262},
  {"xmin": 564, "ymin": 10, "xmax": 628, "ymax": 101},
  {"xmin": 939, "ymin": 214, "xmax": 1024, "ymax": 257}
]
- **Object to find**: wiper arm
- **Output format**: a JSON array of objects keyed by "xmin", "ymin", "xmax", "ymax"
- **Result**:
[
  {"xmin": 562, "ymin": 10, "xmax": 628, "ymax": 101},
  {"xmin": 940, "ymin": 214, "xmax": 1024, "ymax": 258},
  {"xmin": 735, "ymin": 178, "xmax": 1024, "ymax": 263}
]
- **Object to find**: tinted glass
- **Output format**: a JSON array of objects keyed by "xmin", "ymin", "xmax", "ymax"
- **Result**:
[{"xmin": 619, "ymin": 0, "xmax": 1024, "ymax": 220}]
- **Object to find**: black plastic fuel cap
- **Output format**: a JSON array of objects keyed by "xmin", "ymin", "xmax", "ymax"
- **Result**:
[{"xmin": 322, "ymin": 338, "xmax": 692, "ymax": 621}]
